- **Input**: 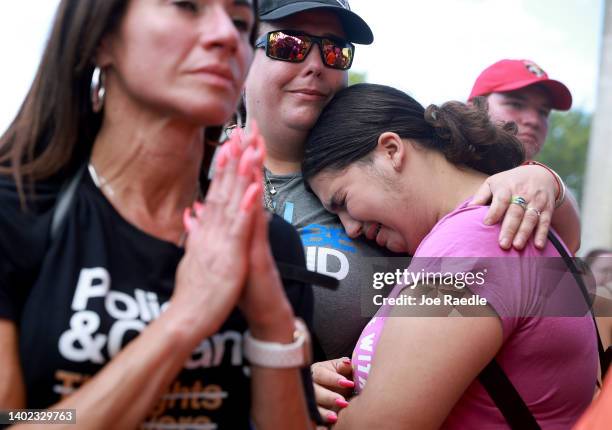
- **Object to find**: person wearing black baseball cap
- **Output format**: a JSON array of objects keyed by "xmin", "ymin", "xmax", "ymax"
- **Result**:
[{"xmin": 243, "ymin": 2, "xmax": 381, "ymax": 424}]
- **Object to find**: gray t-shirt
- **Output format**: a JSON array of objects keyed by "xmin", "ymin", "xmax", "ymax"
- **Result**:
[{"xmin": 266, "ymin": 170, "xmax": 405, "ymax": 359}]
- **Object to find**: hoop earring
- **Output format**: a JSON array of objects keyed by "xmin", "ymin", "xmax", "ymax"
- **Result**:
[{"xmin": 90, "ymin": 66, "xmax": 106, "ymax": 113}]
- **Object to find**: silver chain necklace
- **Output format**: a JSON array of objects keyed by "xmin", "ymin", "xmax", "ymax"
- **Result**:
[
  {"xmin": 262, "ymin": 169, "xmax": 276, "ymax": 211},
  {"xmin": 88, "ymin": 162, "xmax": 202, "ymax": 247},
  {"xmin": 262, "ymin": 168, "xmax": 301, "ymax": 212}
]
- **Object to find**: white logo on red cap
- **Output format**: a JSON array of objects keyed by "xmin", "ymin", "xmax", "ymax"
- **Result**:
[{"xmin": 523, "ymin": 60, "xmax": 546, "ymax": 78}]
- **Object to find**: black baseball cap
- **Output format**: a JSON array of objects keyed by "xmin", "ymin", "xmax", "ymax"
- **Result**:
[{"xmin": 259, "ymin": 0, "xmax": 374, "ymax": 44}]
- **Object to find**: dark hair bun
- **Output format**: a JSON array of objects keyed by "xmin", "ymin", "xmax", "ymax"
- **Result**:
[{"xmin": 424, "ymin": 97, "xmax": 524, "ymax": 174}]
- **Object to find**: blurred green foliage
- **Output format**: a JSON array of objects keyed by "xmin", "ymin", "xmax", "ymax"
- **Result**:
[
  {"xmin": 349, "ymin": 71, "xmax": 367, "ymax": 86},
  {"xmin": 536, "ymin": 110, "xmax": 592, "ymax": 205}
]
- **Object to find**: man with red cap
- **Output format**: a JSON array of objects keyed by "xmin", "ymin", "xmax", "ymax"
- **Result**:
[{"xmin": 469, "ymin": 59, "xmax": 573, "ymax": 159}]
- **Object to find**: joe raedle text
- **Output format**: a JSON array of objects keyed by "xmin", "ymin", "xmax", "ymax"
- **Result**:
[{"xmin": 373, "ymin": 293, "xmax": 488, "ymax": 307}]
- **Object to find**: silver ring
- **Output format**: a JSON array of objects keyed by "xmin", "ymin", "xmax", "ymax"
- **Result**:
[
  {"xmin": 510, "ymin": 195, "xmax": 528, "ymax": 211},
  {"xmin": 526, "ymin": 206, "xmax": 542, "ymax": 217}
]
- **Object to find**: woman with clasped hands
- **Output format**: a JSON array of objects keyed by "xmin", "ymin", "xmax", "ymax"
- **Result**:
[{"xmin": 0, "ymin": 0, "xmax": 315, "ymax": 428}]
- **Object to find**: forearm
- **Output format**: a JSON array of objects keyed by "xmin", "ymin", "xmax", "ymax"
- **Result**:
[
  {"xmin": 551, "ymin": 190, "xmax": 580, "ymax": 254},
  {"xmin": 249, "ymin": 315, "xmax": 312, "ymax": 430},
  {"xmin": 11, "ymin": 307, "xmax": 205, "ymax": 430}
]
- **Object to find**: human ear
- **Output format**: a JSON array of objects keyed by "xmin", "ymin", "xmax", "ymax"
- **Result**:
[
  {"xmin": 94, "ymin": 33, "xmax": 116, "ymax": 68},
  {"xmin": 376, "ymin": 132, "xmax": 405, "ymax": 172}
]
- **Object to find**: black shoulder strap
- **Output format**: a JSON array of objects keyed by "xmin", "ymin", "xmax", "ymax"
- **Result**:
[
  {"xmin": 479, "ymin": 360, "xmax": 541, "ymax": 429},
  {"xmin": 276, "ymin": 262, "xmax": 339, "ymax": 289},
  {"xmin": 478, "ymin": 231, "xmax": 610, "ymax": 430},
  {"xmin": 547, "ymin": 232, "xmax": 610, "ymax": 377},
  {"xmin": 50, "ymin": 164, "xmax": 87, "ymax": 241}
]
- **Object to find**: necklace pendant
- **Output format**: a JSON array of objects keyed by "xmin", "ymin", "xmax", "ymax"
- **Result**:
[{"xmin": 270, "ymin": 186, "xmax": 277, "ymax": 195}]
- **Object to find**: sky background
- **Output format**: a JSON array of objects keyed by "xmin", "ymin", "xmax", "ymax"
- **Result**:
[{"xmin": 0, "ymin": 0, "xmax": 605, "ymax": 134}]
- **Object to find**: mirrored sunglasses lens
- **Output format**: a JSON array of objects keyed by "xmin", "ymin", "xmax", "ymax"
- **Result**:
[
  {"xmin": 322, "ymin": 41, "xmax": 353, "ymax": 69},
  {"xmin": 268, "ymin": 32, "xmax": 310, "ymax": 61}
]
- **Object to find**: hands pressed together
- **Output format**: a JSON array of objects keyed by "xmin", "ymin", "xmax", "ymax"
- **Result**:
[{"xmin": 174, "ymin": 123, "xmax": 294, "ymax": 343}]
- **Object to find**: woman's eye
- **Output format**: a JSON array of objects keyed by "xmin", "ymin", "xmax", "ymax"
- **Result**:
[{"xmin": 174, "ymin": 0, "xmax": 198, "ymax": 13}]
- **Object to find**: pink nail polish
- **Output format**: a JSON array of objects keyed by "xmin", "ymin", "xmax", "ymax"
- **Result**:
[
  {"xmin": 216, "ymin": 145, "xmax": 228, "ymax": 169},
  {"xmin": 335, "ymin": 398, "xmax": 349, "ymax": 408},
  {"xmin": 326, "ymin": 412, "xmax": 338, "ymax": 424},
  {"xmin": 182, "ymin": 208, "xmax": 193, "ymax": 231},
  {"xmin": 342, "ymin": 358, "xmax": 352, "ymax": 366},
  {"xmin": 338, "ymin": 378, "xmax": 355, "ymax": 388},
  {"xmin": 240, "ymin": 183, "xmax": 260, "ymax": 211},
  {"xmin": 238, "ymin": 147, "xmax": 254, "ymax": 176},
  {"xmin": 233, "ymin": 140, "xmax": 243, "ymax": 157}
]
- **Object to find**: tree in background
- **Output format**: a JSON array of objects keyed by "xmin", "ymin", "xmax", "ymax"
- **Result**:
[
  {"xmin": 349, "ymin": 71, "xmax": 367, "ymax": 86},
  {"xmin": 536, "ymin": 110, "xmax": 591, "ymax": 205}
]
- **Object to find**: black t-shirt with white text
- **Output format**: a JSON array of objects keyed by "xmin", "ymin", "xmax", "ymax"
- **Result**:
[{"xmin": 0, "ymin": 171, "xmax": 317, "ymax": 429}]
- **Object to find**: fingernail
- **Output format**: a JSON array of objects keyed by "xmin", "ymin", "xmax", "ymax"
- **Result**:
[
  {"xmin": 499, "ymin": 237, "xmax": 510, "ymax": 248},
  {"xmin": 238, "ymin": 147, "xmax": 254, "ymax": 176},
  {"xmin": 182, "ymin": 208, "xmax": 195, "ymax": 231},
  {"xmin": 536, "ymin": 239, "xmax": 545, "ymax": 248},
  {"xmin": 483, "ymin": 217, "xmax": 492, "ymax": 225},
  {"xmin": 252, "ymin": 166, "xmax": 263, "ymax": 182},
  {"xmin": 250, "ymin": 119, "xmax": 259, "ymax": 137},
  {"xmin": 240, "ymin": 183, "xmax": 260, "ymax": 211},
  {"xmin": 335, "ymin": 398, "xmax": 349, "ymax": 408},
  {"xmin": 216, "ymin": 145, "xmax": 228, "ymax": 169},
  {"xmin": 229, "ymin": 139, "xmax": 241, "ymax": 157},
  {"xmin": 338, "ymin": 378, "xmax": 355, "ymax": 388},
  {"xmin": 341, "ymin": 358, "xmax": 352, "ymax": 366},
  {"xmin": 257, "ymin": 134, "xmax": 267, "ymax": 155},
  {"xmin": 193, "ymin": 202, "xmax": 204, "ymax": 217},
  {"xmin": 326, "ymin": 412, "xmax": 338, "ymax": 424}
]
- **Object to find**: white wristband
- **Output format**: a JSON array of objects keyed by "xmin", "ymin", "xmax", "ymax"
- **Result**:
[{"xmin": 243, "ymin": 319, "xmax": 310, "ymax": 368}]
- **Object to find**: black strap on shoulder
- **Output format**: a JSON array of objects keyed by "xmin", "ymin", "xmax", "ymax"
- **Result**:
[
  {"xmin": 479, "ymin": 360, "xmax": 541, "ymax": 429},
  {"xmin": 547, "ymin": 232, "xmax": 610, "ymax": 378},
  {"xmin": 478, "ymin": 232, "xmax": 610, "ymax": 430},
  {"xmin": 50, "ymin": 164, "xmax": 87, "ymax": 241},
  {"xmin": 276, "ymin": 263, "xmax": 339, "ymax": 289}
]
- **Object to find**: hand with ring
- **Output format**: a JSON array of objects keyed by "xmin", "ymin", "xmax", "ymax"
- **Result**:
[{"xmin": 469, "ymin": 164, "xmax": 557, "ymax": 250}]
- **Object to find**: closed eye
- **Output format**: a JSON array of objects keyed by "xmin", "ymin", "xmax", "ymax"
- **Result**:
[{"xmin": 173, "ymin": 0, "xmax": 198, "ymax": 13}]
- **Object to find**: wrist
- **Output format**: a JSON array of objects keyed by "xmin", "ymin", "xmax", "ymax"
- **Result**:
[
  {"xmin": 244, "ymin": 318, "xmax": 312, "ymax": 368},
  {"xmin": 521, "ymin": 160, "xmax": 566, "ymax": 207},
  {"xmin": 162, "ymin": 302, "xmax": 218, "ymax": 346},
  {"xmin": 248, "ymin": 310, "xmax": 295, "ymax": 342}
]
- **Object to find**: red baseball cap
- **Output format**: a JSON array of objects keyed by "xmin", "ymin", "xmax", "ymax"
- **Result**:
[{"xmin": 468, "ymin": 59, "xmax": 572, "ymax": 111}]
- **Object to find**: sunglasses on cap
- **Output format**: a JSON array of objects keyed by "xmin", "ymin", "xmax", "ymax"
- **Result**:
[{"xmin": 255, "ymin": 30, "xmax": 355, "ymax": 70}]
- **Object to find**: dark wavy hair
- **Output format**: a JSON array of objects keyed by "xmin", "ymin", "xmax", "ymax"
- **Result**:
[
  {"xmin": 0, "ymin": 0, "xmax": 259, "ymax": 205},
  {"xmin": 302, "ymin": 83, "xmax": 524, "ymax": 183}
]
